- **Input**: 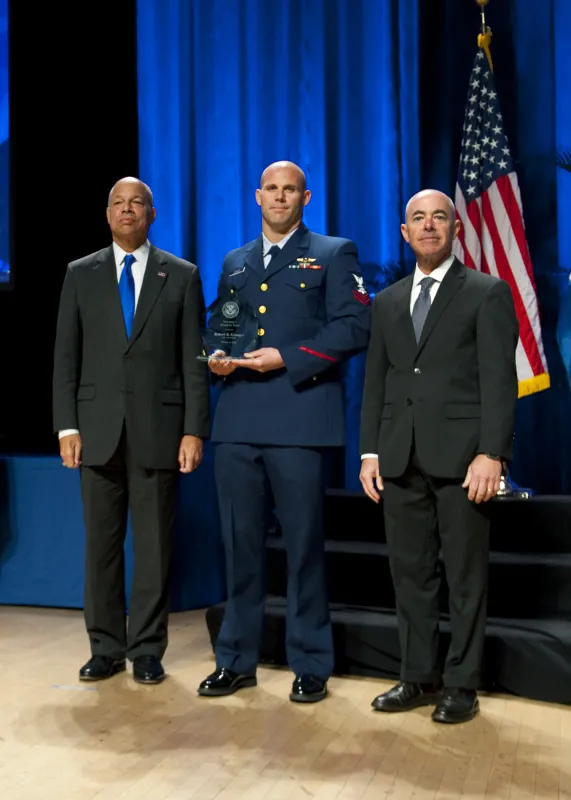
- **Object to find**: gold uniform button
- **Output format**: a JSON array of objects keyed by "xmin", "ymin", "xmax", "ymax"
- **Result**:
[
  {"xmin": 312, "ymin": 376, "xmax": 317, "ymax": 381},
  {"xmin": 258, "ymin": 328, "xmax": 265, "ymax": 336},
  {"xmin": 260, "ymin": 283, "xmax": 268, "ymax": 291},
  {"xmin": 230, "ymin": 289, "xmax": 235, "ymax": 294},
  {"xmin": 259, "ymin": 305, "xmax": 267, "ymax": 314},
  {"xmin": 300, "ymin": 282, "xmax": 306, "ymax": 288}
]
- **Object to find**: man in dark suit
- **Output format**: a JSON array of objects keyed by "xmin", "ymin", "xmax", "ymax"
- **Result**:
[
  {"xmin": 198, "ymin": 161, "xmax": 370, "ymax": 702},
  {"xmin": 360, "ymin": 189, "xmax": 518, "ymax": 723},
  {"xmin": 53, "ymin": 177, "xmax": 209, "ymax": 684}
]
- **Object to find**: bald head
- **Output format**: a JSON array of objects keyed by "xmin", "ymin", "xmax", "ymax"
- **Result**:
[
  {"xmin": 401, "ymin": 189, "xmax": 460, "ymax": 272},
  {"xmin": 256, "ymin": 161, "xmax": 311, "ymax": 241},
  {"xmin": 405, "ymin": 189, "xmax": 455, "ymax": 222},
  {"xmin": 260, "ymin": 161, "xmax": 306, "ymax": 192},
  {"xmin": 108, "ymin": 177, "xmax": 153, "ymax": 209}
]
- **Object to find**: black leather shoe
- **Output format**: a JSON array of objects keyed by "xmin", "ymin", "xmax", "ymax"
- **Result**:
[
  {"xmin": 289, "ymin": 674, "xmax": 328, "ymax": 703},
  {"xmin": 132, "ymin": 655, "xmax": 166, "ymax": 684},
  {"xmin": 198, "ymin": 667, "xmax": 257, "ymax": 697},
  {"xmin": 432, "ymin": 688, "xmax": 479, "ymax": 724},
  {"xmin": 79, "ymin": 656, "xmax": 126, "ymax": 681},
  {"xmin": 371, "ymin": 681, "xmax": 440, "ymax": 712}
]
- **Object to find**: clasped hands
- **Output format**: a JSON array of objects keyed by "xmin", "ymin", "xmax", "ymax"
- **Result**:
[
  {"xmin": 359, "ymin": 453, "xmax": 502, "ymax": 504},
  {"xmin": 207, "ymin": 348, "xmax": 284, "ymax": 376}
]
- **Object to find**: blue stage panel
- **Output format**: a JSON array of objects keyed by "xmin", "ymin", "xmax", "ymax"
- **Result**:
[{"xmin": 0, "ymin": 452, "xmax": 225, "ymax": 611}]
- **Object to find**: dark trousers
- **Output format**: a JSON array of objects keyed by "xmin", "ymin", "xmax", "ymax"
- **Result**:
[
  {"xmin": 80, "ymin": 429, "xmax": 178, "ymax": 661},
  {"xmin": 214, "ymin": 443, "xmax": 333, "ymax": 679},
  {"xmin": 382, "ymin": 450, "xmax": 490, "ymax": 689}
]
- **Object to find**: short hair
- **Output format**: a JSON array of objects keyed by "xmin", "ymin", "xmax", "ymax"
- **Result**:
[
  {"xmin": 405, "ymin": 189, "xmax": 455, "ymax": 220},
  {"xmin": 108, "ymin": 178, "xmax": 154, "ymax": 208}
]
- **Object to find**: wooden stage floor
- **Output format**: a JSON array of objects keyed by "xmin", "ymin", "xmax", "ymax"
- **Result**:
[{"xmin": 1, "ymin": 606, "xmax": 570, "ymax": 799}]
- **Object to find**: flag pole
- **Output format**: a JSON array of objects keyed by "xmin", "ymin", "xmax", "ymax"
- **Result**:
[
  {"xmin": 475, "ymin": 0, "xmax": 493, "ymax": 71},
  {"xmin": 472, "ymin": 0, "xmax": 534, "ymax": 499},
  {"xmin": 475, "ymin": 0, "xmax": 488, "ymax": 34}
]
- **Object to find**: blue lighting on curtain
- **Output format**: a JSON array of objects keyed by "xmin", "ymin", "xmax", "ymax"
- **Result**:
[
  {"xmin": 137, "ymin": 0, "xmax": 419, "ymax": 488},
  {"xmin": 137, "ymin": 0, "xmax": 571, "ymax": 493}
]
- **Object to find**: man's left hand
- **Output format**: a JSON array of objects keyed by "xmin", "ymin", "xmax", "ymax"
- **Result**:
[
  {"xmin": 178, "ymin": 435, "xmax": 203, "ymax": 473},
  {"xmin": 234, "ymin": 347, "xmax": 285, "ymax": 373},
  {"xmin": 462, "ymin": 454, "xmax": 502, "ymax": 503}
]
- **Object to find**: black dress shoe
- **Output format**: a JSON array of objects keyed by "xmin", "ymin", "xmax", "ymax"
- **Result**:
[
  {"xmin": 289, "ymin": 674, "xmax": 328, "ymax": 703},
  {"xmin": 371, "ymin": 681, "xmax": 440, "ymax": 712},
  {"xmin": 79, "ymin": 656, "xmax": 126, "ymax": 682},
  {"xmin": 132, "ymin": 655, "xmax": 166, "ymax": 685},
  {"xmin": 432, "ymin": 688, "xmax": 479, "ymax": 724},
  {"xmin": 198, "ymin": 667, "xmax": 257, "ymax": 697}
]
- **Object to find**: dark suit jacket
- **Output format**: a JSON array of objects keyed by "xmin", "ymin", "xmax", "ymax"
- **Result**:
[
  {"xmin": 211, "ymin": 224, "xmax": 371, "ymax": 446},
  {"xmin": 360, "ymin": 258, "xmax": 519, "ymax": 479},
  {"xmin": 53, "ymin": 244, "xmax": 210, "ymax": 469}
]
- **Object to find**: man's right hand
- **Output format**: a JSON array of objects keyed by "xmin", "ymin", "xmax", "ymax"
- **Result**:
[
  {"xmin": 60, "ymin": 433, "xmax": 82, "ymax": 468},
  {"xmin": 208, "ymin": 350, "xmax": 238, "ymax": 377},
  {"xmin": 359, "ymin": 457, "xmax": 383, "ymax": 503}
]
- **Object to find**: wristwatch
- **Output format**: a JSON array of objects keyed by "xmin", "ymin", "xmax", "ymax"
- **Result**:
[{"xmin": 482, "ymin": 453, "xmax": 502, "ymax": 461}]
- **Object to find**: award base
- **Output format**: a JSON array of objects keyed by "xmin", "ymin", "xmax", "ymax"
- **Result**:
[
  {"xmin": 196, "ymin": 354, "xmax": 245, "ymax": 362},
  {"xmin": 495, "ymin": 467, "xmax": 535, "ymax": 499}
]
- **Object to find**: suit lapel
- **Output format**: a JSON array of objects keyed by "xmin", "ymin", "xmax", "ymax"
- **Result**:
[
  {"xmin": 394, "ymin": 275, "xmax": 418, "ymax": 356},
  {"xmin": 264, "ymin": 224, "xmax": 311, "ymax": 281},
  {"xmin": 92, "ymin": 246, "xmax": 128, "ymax": 344},
  {"xmin": 127, "ymin": 246, "xmax": 169, "ymax": 349},
  {"xmin": 243, "ymin": 236, "xmax": 265, "ymax": 277},
  {"xmin": 416, "ymin": 258, "xmax": 466, "ymax": 355}
]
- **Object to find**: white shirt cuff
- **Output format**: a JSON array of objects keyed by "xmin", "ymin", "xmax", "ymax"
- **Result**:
[
  {"xmin": 58, "ymin": 429, "xmax": 79, "ymax": 438},
  {"xmin": 361, "ymin": 454, "xmax": 378, "ymax": 459}
]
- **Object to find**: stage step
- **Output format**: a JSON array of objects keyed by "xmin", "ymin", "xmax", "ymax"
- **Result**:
[
  {"xmin": 321, "ymin": 490, "xmax": 571, "ymax": 552},
  {"xmin": 206, "ymin": 491, "xmax": 571, "ymax": 706},
  {"xmin": 265, "ymin": 537, "xmax": 571, "ymax": 619},
  {"xmin": 205, "ymin": 596, "xmax": 571, "ymax": 706}
]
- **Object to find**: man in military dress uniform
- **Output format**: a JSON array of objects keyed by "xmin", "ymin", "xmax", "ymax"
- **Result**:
[{"xmin": 198, "ymin": 161, "xmax": 370, "ymax": 702}]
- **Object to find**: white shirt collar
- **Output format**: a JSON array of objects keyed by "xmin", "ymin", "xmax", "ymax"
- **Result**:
[
  {"xmin": 112, "ymin": 239, "xmax": 151, "ymax": 268},
  {"xmin": 262, "ymin": 226, "xmax": 299, "ymax": 257},
  {"xmin": 412, "ymin": 254, "xmax": 455, "ymax": 288}
]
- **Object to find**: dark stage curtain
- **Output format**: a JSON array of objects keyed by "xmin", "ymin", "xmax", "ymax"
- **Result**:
[{"xmin": 137, "ymin": 0, "xmax": 571, "ymax": 493}]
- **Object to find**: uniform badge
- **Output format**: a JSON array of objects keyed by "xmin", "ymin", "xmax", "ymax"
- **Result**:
[
  {"xmin": 352, "ymin": 273, "xmax": 371, "ymax": 305},
  {"xmin": 289, "ymin": 258, "xmax": 322, "ymax": 270}
]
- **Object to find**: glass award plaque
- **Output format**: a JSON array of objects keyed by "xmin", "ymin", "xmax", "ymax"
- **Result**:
[{"xmin": 197, "ymin": 289, "xmax": 260, "ymax": 361}]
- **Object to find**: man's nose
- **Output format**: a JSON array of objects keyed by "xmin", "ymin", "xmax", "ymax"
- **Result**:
[{"xmin": 424, "ymin": 217, "xmax": 435, "ymax": 229}]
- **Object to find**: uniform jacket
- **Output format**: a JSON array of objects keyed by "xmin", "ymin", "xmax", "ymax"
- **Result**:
[{"xmin": 211, "ymin": 224, "xmax": 371, "ymax": 446}]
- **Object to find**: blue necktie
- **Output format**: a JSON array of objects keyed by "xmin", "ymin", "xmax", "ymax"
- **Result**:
[
  {"xmin": 119, "ymin": 254, "xmax": 136, "ymax": 338},
  {"xmin": 411, "ymin": 277, "xmax": 436, "ymax": 342}
]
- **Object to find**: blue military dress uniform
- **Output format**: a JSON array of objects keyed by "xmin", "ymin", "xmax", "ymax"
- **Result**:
[{"xmin": 212, "ymin": 223, "xmax": 370, "ymax": 679}]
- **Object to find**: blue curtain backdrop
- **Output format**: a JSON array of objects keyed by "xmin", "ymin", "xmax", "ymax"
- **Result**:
[{"xmin": 137, "ymin": 0, "xmax": 571, "ymax": 494}]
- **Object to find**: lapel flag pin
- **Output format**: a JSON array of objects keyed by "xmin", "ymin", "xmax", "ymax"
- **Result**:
[{"xmin": 158, "ymin": 272, "xmax": 166, "ymax": 277}]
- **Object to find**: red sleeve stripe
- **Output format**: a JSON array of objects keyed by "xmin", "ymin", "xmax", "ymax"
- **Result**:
[{"xmin": 299, "ymin": 346, "xmax": 337, "ymax": 363}]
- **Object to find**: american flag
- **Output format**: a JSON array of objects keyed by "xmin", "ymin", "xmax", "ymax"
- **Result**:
[{"xmin": 453, "ymin": 48, "xmax": 550, "ymax": 397}]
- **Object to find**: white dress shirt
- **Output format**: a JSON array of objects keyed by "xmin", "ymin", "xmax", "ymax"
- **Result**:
[
  {"xmin": 262, "ymin": 226, "xmax": 299, "ymax": 267},
  {"xmin": 361, "ymin": 254, "xmax": 455, "ymax": 460},
  {"xmin": 58, "ymin": 240, "xmax": 151, "ymax": 439},
  {"xmin": 408, "ymin": 254, "xmax": 454, "ymax": 313}
]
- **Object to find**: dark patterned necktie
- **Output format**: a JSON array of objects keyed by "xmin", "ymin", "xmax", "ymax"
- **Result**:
[
  {"xmin": 265, "ymin": 244, "xmax": 281, "ymax": 268},
  {"xmin": 411, "ymin": 277, "xmax": 436, "ymax": 342}
]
